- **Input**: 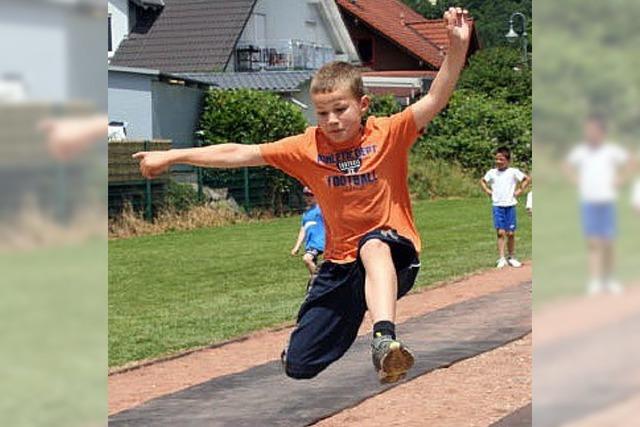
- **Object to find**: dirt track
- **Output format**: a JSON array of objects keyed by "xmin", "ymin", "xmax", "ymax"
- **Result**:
[{"xmin": 109, "ymin": 264, "xmax": 533, "ymax": 424}]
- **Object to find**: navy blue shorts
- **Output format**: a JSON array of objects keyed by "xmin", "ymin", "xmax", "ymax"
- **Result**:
[
  {"xmin": 492, "ymin": 205, "xmax": 517, "ymax": 231},
  {"xmin": 283, "ymin": 229, "xmax": 420, "ymax": 379}
]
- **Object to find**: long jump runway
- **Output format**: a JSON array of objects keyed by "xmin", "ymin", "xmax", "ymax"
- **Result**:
[{"xmin": 109, "ymin": 281, "xmax": 531, "ymax": 426}]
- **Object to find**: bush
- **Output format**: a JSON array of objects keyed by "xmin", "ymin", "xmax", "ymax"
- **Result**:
[
  {"xmin": 198, "ymin": 89, "xmax": 308, "ymax": 214},
  {"xmin": 415, "ymin": 89, "xmax": 531, "ymax": 175},
  {"xmin": 163, "ymin": 181, "xmax": 202, "ymax": 213},
  {"xmin": 409, "ymin": 156, "xmax": 482, "ymax": 199},
  {"xmin": 458, "ymin": 47, "xmax": 531, "ymax": 104},
  {"xmin": 365, "ymin": 94, "xmax": 402, "ymax": 119}
]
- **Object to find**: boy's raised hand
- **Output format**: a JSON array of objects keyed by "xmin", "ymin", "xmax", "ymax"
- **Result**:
[
  {"xmin": 444, "ymin": 7, "xmax": 471, "ymax": 54},
  {"xmin": 132, "ymin": 150, "xmax": 172, "ymax": 179}
]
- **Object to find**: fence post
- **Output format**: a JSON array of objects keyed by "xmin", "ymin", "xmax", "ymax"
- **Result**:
[
  {"xmin": 243, "ymin": 167, "xmax": 250, "ymax": 211},
  {"xmin": 196, "ymin": 142, "xmax": 203, "ymax": 202},
  {"xmin": 144, "ymin": 140, "xmax": 153, "ymax": 221}
]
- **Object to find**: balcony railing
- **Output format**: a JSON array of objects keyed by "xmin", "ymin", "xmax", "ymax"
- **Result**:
[{"xmin": 235, "ymin": 39, "xmax": 335, "ymax": 72}]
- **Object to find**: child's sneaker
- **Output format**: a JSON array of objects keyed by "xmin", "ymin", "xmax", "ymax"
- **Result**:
[
  {"xmin": 605, "ymin": 279, "xmax": 624, "ymax": 295},
  {"xmin": 371, "ymin": 334, "xmax": 414, "ymax": 384},
  {"xmin": 507, "ymin": 257, "xmax": 522, "ymax": 268},
  {"xmin": 496, "ymin": 257, "xmax": 508, "ymax": 269},
  {"xmin": 587, "ymin": 279, "xmax": 604, "ymax": 296}
]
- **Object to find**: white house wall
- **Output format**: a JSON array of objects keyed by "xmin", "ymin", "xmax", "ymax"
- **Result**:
[
  {"xmin": 234, "ymin": 0, "xmax": 336, "ymax": 67},
  {"xmin": 151, "ymin": 81, "xmax": 204, "ymax": 149},
  {"xmin": 108, "ymin": 70, "xmax": 154, "ymax": 139},
  {"xmin": 0, "ymin": 2, "xmax": 68, "ymax": 102},
  {"xmin": 108, "ymin": 0, "xmax": 130, "ymax": 56}
]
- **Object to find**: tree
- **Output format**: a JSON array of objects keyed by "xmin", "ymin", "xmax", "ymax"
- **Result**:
[
  {"xmin": 402, "ymin": 0, "xmax": 532, "ymax": 49},
  {"xmin": 458, "ymin": 47, "xmax": 531, "ymax": 104}
]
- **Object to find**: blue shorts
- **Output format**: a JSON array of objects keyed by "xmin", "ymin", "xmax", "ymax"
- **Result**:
[
  {"xmin": 492, "ymin": 206, "xmax": 517, "ymax": 232},
  {"xmin": 581, "ymin": 202, "xmax": 616, "ymax": 239},
  {"xmin": 283, "ymin": 229, "xmax": 420, "ymax": 379},
  {"xmin": 304, "ymin": 248, "xmax": 323, "ymax": 264}
]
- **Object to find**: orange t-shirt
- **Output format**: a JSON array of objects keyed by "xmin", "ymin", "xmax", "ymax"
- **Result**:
[{"xmin": 260, "ymin": 108, "xmax": 422, "ymax": 263}]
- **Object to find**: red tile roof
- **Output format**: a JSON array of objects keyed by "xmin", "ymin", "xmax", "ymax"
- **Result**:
[{"xmin": 335, "ymin": 0, "xmax": 475, "ymax": 68}]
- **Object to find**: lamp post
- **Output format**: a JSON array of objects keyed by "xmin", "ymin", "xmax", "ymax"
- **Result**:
[{"xmin": 505, "ymin": 12, "xmax": 528, "ymax": 66}]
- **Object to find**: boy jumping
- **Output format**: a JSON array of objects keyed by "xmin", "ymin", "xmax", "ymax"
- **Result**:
[
  {"xmin": 133, "ymin": 8, "xmax": 471, "ymax": 383},
  {"xmin": 480, "ymin": 146, "xmax": 530, "ymax": 269},
  {"xmin": 291, "ymin": 187, "xmax": 325, "ymax": 277}
]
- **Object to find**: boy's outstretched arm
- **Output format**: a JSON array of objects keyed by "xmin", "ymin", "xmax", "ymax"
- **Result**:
[
  {"xmin": 132, "ymin": 144, "xmax": 266, "ymax": 179},
  {"xmin": 410, "ymin": 7, "xmax": 471, "ymax": 130}
]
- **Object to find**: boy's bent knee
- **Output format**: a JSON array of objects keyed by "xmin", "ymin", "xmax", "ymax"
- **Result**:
[
  {"xmin": 360, "ymin": 238, "xmax": 391, "ymax": 257},
  {"xmin": 285, "ymin": 365, "xmax": 321, "ymax": 380},
  {"xmin": 496, "ymin": 229, "xmax": 507, "ymax": 237}
]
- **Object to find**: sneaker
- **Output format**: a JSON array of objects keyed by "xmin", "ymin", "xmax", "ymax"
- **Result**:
[
  {"xmin": 507, "ymin": 257, "xmax": 522, "ymax": 268},
  {"xmin": 496, "ymin": 257, "xmax": 508, "ymax": 269},
  {"xmin": 371, "ymin": 334, "xmax": 415, "ymax": 384},
  {"xmin": 587, "ymin": 279, "xmax": 604, "ymax": 296},
  {"xmin": 605, "ymin": 279, "xmax": 624, "ymax": 295}
]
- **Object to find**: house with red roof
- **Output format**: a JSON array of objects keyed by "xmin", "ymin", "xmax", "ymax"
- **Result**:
[{"xmin": 335, "ymin": 0, "xmax": 480, "ymax": 105}]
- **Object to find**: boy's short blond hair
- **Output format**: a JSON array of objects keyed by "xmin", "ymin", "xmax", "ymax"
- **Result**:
[{"xmin": 310, "ymin": 61, "xmax": 365, "ymax": 100}]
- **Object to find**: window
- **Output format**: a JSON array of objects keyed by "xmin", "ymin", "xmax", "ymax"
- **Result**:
[
  {"xmin": 108, "ymin": 14, "xmax": 112, "ymax": 52},
  {"xmin": 356, "ymin": 39, "xmax": 373, "ymax": 65}
]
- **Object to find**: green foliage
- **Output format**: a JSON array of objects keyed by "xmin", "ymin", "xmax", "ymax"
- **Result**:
[
  {"xmin": 163, "ymin": 181, "xmax": 202, "ymax": 212},
  {"xmin": 401, "ymin": 0, "xmax": 532, "ymax": 49},
  {"xmin": 409, "ymin": 157, "xmax": 483, "ymax": 199},
  {"xmin": 459, "ymin": 47, "xmax": 531, "ymax": 104},
  {"xmin": 415, "ymin": 90, "xmax": 531, "ymax": 175},
  {"xmin": 535, "ymin": 0, "xmax": 640, "ymax": 144},
  {"xmin": 198, "ymin": 89, "xmax": 308, "ymax": 213},
  {"xmin": 365, "ymin": 94, "xmax": 402, "ymax": 119}
]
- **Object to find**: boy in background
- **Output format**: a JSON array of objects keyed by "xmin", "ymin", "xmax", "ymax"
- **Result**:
[
  {"xmin": 565, "ymin": 114, "xmax": 631, "ymax": 294},
  {"xmin": 291, "ymin": 187, "xmax": 325, "ymax": 277},
  {"xmin": 480, "ymin": 146, "xmax": 531, "ymax": 269}
]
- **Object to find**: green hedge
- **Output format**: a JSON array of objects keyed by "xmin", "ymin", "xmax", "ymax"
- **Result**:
[
  {"xmin": 413, "ymin": 89, "xmax": 531, "ymax": 176},
  {"xmin": 198, "ymin": 89, "xmax": 307, "ymax": 213}
]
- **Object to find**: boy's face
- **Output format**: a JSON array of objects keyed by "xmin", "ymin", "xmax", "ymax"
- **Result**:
[
  {"xmin": 312, "ymin": 86, "xmax": 370, "ymax": 144},
  {"xmin": 495, "ymin": 153, "xmax": 510, "ymax": 169},
  {"xmin": 304, "ymin": 194, "xmax": 316, "ymax": 206},
  {"xmin": 584, "ymin": 120, "xmax": 606, "ymax": 146}
]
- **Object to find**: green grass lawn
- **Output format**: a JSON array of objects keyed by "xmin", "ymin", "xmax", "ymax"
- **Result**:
[
  {"xmin": 108, "ymin": 197, "xmax": 531, "ymax": 367},
  {"xmin": 1, "ymin": 241, "xmax": 107, "ymax": 426}
]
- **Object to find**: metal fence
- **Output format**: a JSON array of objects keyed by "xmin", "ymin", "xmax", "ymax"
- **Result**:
[{"xmin": 108, "ymin": 140, "xmax": 306, "ymax": 220}]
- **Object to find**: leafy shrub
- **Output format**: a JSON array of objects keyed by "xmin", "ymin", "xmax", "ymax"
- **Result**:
[
  {"xmin": 458, "ymin": 47, "xmax": 531, "ymax": 104},
  {"xmin": 415, "ymin": 89, "xmax": 531, "ymax": 175},
  {"xmin": 365, "ymin": 94, "xmax": 402, "ymax": 119},
  {"xmin": 409, "ymin": 156, "xmax": 482, "ymax": 199},
  {"xmin": 163, "ymin": 181, "xmax": 202, "ymax": 213},
  {"xmin": 198, "ymin": 89, "xmax": 308, "ymax": 214}
]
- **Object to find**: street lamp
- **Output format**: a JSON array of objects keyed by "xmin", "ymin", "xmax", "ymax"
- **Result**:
[{"xmin": 506, "ymin": 12, "xmax": 528, "ymax": 66}]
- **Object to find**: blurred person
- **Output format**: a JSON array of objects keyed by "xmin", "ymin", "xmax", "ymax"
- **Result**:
[
  {"xmin": 564, "ymin": 113, "xmax": 632, "ymax": 295},
  {"xmin": 633, "ymin": 178, "xmax": 640, "ymax": 214},
  {"xmin": 133, "ymin": 7, "xmax": 471, "ymax": 384},
  {"xmin": 290, "ymin": 187, "xmax": 325, "ymax": 278},
  {"xmin": 480, "ymin": 146, "xmax": 531, "ymax": 269}
]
